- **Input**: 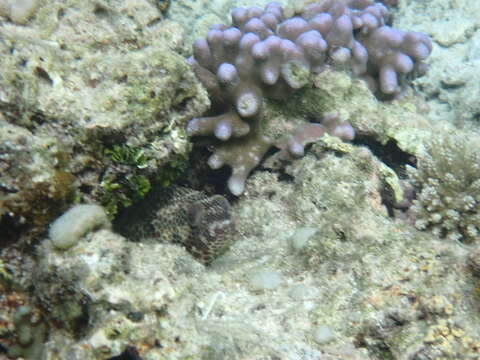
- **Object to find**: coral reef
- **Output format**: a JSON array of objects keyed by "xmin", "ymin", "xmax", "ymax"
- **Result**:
[
  {"xmin": 187, "ymin": 0, "xmax": 432, "ymax": 194},
  {"xmin": 0, "ymin": 0, "xmax": 209, "ymax": 243},
  {"xmin": 408, "ymin": 132, "xmax": 480, "ymax": 243},
  {"xmin": 27, "ymin": 139, "xmax": 480, "ymax": 358},
  {"xmin": 2, "ymin": 0, "xmax": 480, "ymax": 359}
]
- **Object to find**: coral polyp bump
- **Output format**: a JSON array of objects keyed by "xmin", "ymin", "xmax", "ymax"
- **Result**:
[{"xmin": 187, "ymin": 0, "xmax": 432, "ymax": 195}]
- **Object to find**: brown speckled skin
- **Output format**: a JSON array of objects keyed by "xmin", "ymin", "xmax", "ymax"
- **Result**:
[{"xmin": 115, "ymin": 187, "xmax": 235, "ymax": 265}]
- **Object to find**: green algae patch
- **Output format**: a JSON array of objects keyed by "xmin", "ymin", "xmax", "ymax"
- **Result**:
[{"xmin": 100, "ymin": 144, "xmax": 188, "ymax": 218}]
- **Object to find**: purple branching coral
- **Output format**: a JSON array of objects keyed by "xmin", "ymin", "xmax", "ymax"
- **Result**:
[{"xmin": 187, "ymin": 0, "xmax": 432, "ymax": 195}]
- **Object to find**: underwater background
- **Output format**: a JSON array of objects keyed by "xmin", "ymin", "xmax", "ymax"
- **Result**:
[{"xmin": 0, "ymin": 0, "xmax": 479, "ymax": 359}]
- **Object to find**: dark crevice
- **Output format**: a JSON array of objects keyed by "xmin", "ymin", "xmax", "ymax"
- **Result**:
[
  {"xmin": 0, "ymin": 213, "xmax": 22, "ymax": 245},
  {"xmin": 354, "ymin": 334, "xmax": 395, "ymax": 360},
  {"xmin": 57, "ymin": 8, "xmax": 66, "ymax": 19},
  {"xmin": 277, "ymin": 171, "xmax": 294, "ymax": 183},
  {"xmin": 440, "ymin": 81, "xmax": 464, "ymax": 90},
  {"xmin": 172, "ymin": 95, "xmax": 192, "ymax": 112},
  {"xmin": 89, "ymin": 128, "xmax": 126, "ymax": 147},
  {"xmin": 78, "ymin": 184, "xmax": 93, "ymax": 195},
  {"xmin": 93, "ymin": 4, "xmax": 109, "ymax": 17},
  {"xmin": 34, "ymin": 67, "xmax": 53, "ymax": 86},
  {"xmin": 30, "ymin": 111, "xmax": 47, "ymax": 127},
  {"xmin": 0, "ymin": 184, "xmax": 17, "ymax": 194},
  {"xmin": 353, "ymin": 136, "xmax": 416, "ymax": 175},
  {"xmin": 107, "ymin": 346, "xmax": 142, "ymax": 360},
  {"xmin": 71, "ymin": 303, "xmax": 91, "ymax": 337},
  {"xmin": 182, "ymin": 146, "xmax": 232, "ymax": 196},
  {"xmin": 147, "ymin": 17, "xmax": 163, "ymax": 27},
  {"xmin": 353, "ymin": 135, "xmax": 416, "ymax": 217}
]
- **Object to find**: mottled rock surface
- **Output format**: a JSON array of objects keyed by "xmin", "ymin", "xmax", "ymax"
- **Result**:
[
  {"xmin": 0, "ymin": 0, "xmax": 209, "ymax": 242},
  {"xmin": 1, "ymin": 0, "xmax": 480, "ymax": 359},
  {"xmin": 393, "ymin": 0, "xmax": 480, "ymax": 124},
  {"xmin": 28, "ymin": 135, "xmax": 480, "ymax": 359}
]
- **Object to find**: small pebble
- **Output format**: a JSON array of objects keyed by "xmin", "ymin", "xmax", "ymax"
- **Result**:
[
  {"xmin": 249, "ymin": 269, "xmax": 283, "ymax": 291},
  {"xmin": 313, "ymin": 324, "xmax": 335, "ymax": 344}
]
